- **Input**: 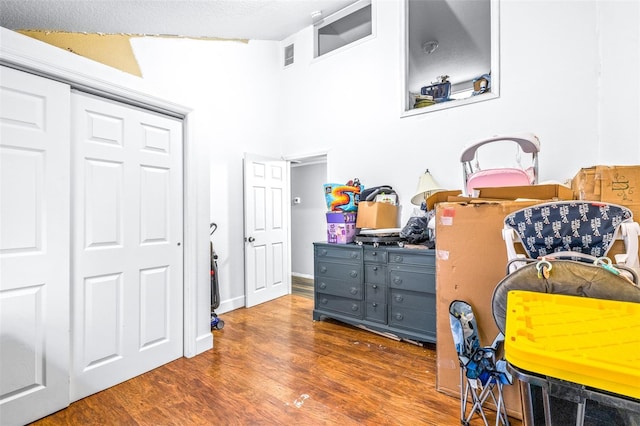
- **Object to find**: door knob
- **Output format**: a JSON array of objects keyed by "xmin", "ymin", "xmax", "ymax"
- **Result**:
[{"xmin": 247, "ymin": 236, "xmax": 255, "ymax": 243}]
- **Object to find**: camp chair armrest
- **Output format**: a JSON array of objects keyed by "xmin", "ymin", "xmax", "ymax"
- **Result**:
[{"xmin": 489, "ymin": 332, "xmax": 505, "ymax": 351}]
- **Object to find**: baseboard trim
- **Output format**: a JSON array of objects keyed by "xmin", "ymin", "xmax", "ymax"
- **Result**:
[{"xmin": 292, "ymin": 272, "xmax": 313, "ymax": 280}]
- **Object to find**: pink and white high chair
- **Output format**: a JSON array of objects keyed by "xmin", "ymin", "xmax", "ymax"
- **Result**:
[{"xmin": 461, "ymin": 133, "xmax": 541, "ymax": 196}]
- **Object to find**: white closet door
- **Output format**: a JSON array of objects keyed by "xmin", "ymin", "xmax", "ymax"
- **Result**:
[
  {"xmin": 0, "ymin": 67, "xmax": 71, "ymax": 425},
  {"xmin": 71, "ymin": 92, "xmax": 183, "ymax": 401}
]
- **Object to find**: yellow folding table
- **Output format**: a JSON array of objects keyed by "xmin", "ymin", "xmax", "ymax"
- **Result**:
[{"xmin": 505, "ymin": 290, "xmax": 640, "ymax": 425}]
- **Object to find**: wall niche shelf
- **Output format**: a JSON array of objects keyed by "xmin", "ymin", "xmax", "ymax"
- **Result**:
[{"xmin": 401, "ymin": 0, "xmax": 500, "ymax": 117}]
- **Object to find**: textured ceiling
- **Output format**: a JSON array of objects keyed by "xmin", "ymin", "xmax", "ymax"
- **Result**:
[{"xmin": 0, "ymin": 0, "xmax": 358, "ymax": 41}]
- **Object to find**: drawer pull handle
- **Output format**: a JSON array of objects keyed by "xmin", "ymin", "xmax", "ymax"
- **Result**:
[
  {"xmin": 351, "ymin": 304, "xmax": 359, "ymax": 312},
  {"xmin": 372, "ymin": 284, "xmax": 378, "ymax": 289},
  {"xmin": 395, "ymin": 295, "xmax": 404, "ymax": 302},
  {"xmin": 372, "ymin": 303, "xmax": 378, "ymax": 307},
  {"xmin": 373, "ymin": 266, "xmax": 378, "ymax": 271},
  {"xmin": 350, "ymin": 287, "xmax": 358, "ymax": 295},
  {"xmin": 372, "ymin": 251, "xmax": 377, "ymax": 256},
  {"xmin": 394, "ymin": 255, "xmax": 402, "ymax": 262},
  {"xmin": 393, "ymin": 277, "xmax": 402, "ymax": 285},
  {"xmin": 320, "ymin": 266, "xmax": 327, "ymax": 273},
  {"xmin": 319, "ymin": 282, "xmax": 327, "ymax": 289},
  {"xmin": 350, "ymin": 270, "xmax": 358, "ymax": 278},
  {"xmin": 395, "ymin": 313, "xmax": 404, "ymax": 321},
  {"xmin": 320, "ymin": 249, "xmax": 327, "ymax": 256},
  {"xmin": 350, "ymin": 252, "xmax": 358, "ymax": 259},
  {"xmin": 321, "ymin": 298, "xmax": 328, "ymax": 305}
]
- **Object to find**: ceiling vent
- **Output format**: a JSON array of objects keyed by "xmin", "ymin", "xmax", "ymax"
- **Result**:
[{"xmin": 284, "ymin": 43, "xmax": 294, "ymax": 67}]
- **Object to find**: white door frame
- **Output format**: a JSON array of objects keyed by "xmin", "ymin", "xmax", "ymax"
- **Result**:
[{"xmin": 0, "ymin": 28, "xmax": 212, "ymax": 358}]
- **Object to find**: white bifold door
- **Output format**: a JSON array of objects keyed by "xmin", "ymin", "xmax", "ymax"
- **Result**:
[
  {"xmin": 0, "ymin": 66, "xmax": 184, "ymax": 425},
  {"xmin": 70, "ymin": 92, "xmax": 184, "ymax": 401},
  {"xmin": 0, "ymin": 66, "xmax": 71, "ymax": 426}
]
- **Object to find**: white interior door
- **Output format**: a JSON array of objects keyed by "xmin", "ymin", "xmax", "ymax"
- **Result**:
[
  {"xmin": 71, "ymin": 92, "xmax": 183, "ymax": 401},
  {"xmin": 243, "ymin": 154, "xmax": 290, "ymax": 307},
  {"xmin": 0, "ymin": 66, "xmax": 71, "ymax": 425}
]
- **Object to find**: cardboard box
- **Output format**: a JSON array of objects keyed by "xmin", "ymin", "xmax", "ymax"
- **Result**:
[
  {"xmin": 571, "ymin": 165, "xmax": 640, "ymax": 260},
  {"xmin": 355, "ymin": 202, "xmax": 398, "ymax": 229},
  {"xmin": 434, "ymin": 199, "xmax": 636, "ymax": 421},
  {"xmin": 426, "ymin": 190, "xmax": 463, "ymax": 211},
  {"xmin": 572, "ymin": 165, "xmax": 640, "ymax": 205},
  {"xmin": 435, "ymin": 200, "xmax": 542, "ymax": 420},
  {"xmin": 326, "ymin": 212, "xmax": 357, "ymax": 244},
  {"xmin": 476, "ymin": 184, "xmax": 574, "ymax": 201}
]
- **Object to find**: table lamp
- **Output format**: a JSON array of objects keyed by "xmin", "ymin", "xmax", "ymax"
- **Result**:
[{"xmin": 411, "ymin": 169, "xmax": 444, "ymax": 206}]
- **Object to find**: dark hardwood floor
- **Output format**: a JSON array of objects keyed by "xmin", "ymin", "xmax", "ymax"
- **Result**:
[{"xmin": 31, "ymin": 295, "xmax": 520, "ymax": 425}]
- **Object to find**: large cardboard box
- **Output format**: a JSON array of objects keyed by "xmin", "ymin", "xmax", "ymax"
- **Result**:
[
  {"xmin": 572, "ymin": 165, "xmax": 639, "ymax": 205},
  {"xmin": 435, "ymin": 200, "xmax": 542, "ymax": 420},
  {"xmin": 571, "ymin": 165, "xmax": 640, "ymax": 258},
  {"xmin": 355, "ymin": 201, "xmax": 398, "ymax": 229},
  {"xmin": 477, "ymin": 184, "xmax": 574, "ymax": 201}
]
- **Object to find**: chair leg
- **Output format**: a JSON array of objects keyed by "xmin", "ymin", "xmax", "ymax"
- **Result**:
[
  {"xmin": 460, "ymin": 367, "xmax": 467, "ymax": 424},
  {"xmin": 575, "ymin": 398, "xmax": 586, "ymax": 426},
  {"xmin": 541, "ymin": 386, "xmax": 552, "ymax": 426},
  {"xmin": 464, "ymin": 380, "xmax": 492, "ymax": 426},
  {"xmin": 495, "ymin": 383, "xmax": 510, "ymax": 426}
]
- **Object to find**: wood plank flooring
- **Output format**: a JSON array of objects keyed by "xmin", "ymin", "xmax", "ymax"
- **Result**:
[
  {"xmin": 31, "ymin": 295, "xmax": 521, "ymax": 425},
  {"xmin": 291, "ymin": 275, "xmax": 313, "ymax": 299}
]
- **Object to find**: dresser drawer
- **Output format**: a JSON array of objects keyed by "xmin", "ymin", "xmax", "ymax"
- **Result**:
[
  {"xmin": 390, "ymin": 288, "xmax": 435, "ymax": 310},
  {"xmin": 365, "ymin": 282, "xmax": 386, "ymax": 303},
  {"xmin": 316, "ymin": 276, "xmax": 363, "ymax": 299},
  {"xmin": 363, "ymin": 248, "xmax": 387, "ymax": 263},
  {"xmin": 389, "ymin": 301, "xmax": 436, "ymax": 334},
  {"xmin": 387, "ymin": 249, "xmax": 434, "ymax": 267},
  {"xmin": 364, "ymin": 264, "xmax": 386, "ymax": 285},
  {"xmin": 315, "ymin": 244, "xmax": 361, "ymax": 262},
  {"xmin": 316, "ymin": 294, "xmax": 362, "ymax": 318},
  {"xmin": 316, "ymin": 260, "xmax": 362, "ymax": 282},
  {"xmin": 365, "ymin": 302, "xmax": 387, "ymax": 323},
  {"xmin": 388, "ymin": 266, "xmax": 436, "ymax": 293}
]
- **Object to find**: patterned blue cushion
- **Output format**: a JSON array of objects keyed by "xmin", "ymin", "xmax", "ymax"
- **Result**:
[{"xmin": 504, "ymin": 201, "xmax": 633, "ymax": 259}]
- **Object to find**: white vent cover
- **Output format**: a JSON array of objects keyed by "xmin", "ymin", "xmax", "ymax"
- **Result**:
[{"xmin": 284, "ymin": 43, "xmax": 294, "ymax": 66}]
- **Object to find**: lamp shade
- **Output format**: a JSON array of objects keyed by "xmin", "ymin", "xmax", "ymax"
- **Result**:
[{"xmin": 411, "ymin": 170, "xmax": 444, "ymax": 205}]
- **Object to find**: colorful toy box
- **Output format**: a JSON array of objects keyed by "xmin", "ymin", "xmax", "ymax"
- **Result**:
[{"xmin": 326, "ymin": 212, "xmax": 357, "ymax": 244}]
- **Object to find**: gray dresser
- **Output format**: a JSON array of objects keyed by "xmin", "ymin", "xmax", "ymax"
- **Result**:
[{"xmin": 313, "ymin": 242, "xmax": 436, "ymax": 343}]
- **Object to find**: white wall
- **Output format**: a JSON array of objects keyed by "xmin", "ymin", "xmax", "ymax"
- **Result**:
[
  {"xmin": 281, "ymin": 0, "xmax": 639, "ymax": 227},
  {"xmin": 131, "ymin": 37, "xmax": 284, "ymax": 313},
  {"xmin": 126, "ymin": 0, "xmax": 639, "ymax": 314}
]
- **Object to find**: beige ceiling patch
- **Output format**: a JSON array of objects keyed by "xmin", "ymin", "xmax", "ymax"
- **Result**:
[{"xmin": 18, "ymin": 30, "xmax": 143, "ymax": 77}]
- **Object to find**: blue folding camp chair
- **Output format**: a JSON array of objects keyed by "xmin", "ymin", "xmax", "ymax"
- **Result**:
[{"xmin": 449, "ymin": 300, "xmax": 512, "ymax": 426}]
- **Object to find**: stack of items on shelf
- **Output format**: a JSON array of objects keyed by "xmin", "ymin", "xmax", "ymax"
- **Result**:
[
  {"xmin": 420, "ymin": 75, "xmax": 451, "ymax": 104},
  {"xmin": 413, "ymin": 94, "xmax": 435, "ymax": 109},
  {"xmin": 355, "ymin": 185, "xmax": 399, "ymax": 231},
  {"xmin": 323, "ymin": 180, "xmax": 401, "ymax": 244},
  {"xmin": 323, "ymin": 179, "xmax": 362, "ymax": 244}
]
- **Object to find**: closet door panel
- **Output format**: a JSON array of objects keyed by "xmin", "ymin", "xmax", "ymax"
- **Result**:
[
  {"xmin": 0, "ymin": 66, "xmax": 71, "ymax": 426},
  {"xmin": 71, "ymin": 92, "xmax": 183, "ymax": 401}
]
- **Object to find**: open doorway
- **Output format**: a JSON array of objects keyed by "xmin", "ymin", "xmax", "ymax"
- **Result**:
[{"xmin": 289, "ymin": 154, "xmax": 327, "ymax": 298}]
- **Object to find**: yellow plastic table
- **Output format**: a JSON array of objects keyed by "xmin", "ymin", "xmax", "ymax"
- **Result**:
[
  {"xmin": 505, "ymin": 290, "xmax": 640, "ymax": 399},
  {"xmin": 504, "ymin": 290, "xmax": 640, "ymax": 425}
]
